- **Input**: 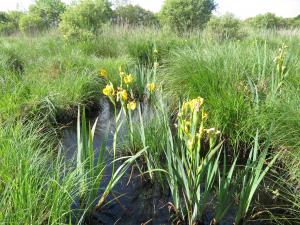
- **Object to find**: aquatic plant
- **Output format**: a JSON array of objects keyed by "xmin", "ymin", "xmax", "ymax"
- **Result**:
[
  {"xmin": 212, "ymin": 151, "xmax": 238, "ymax": 225},
  {"xmin": 100, "ymin": 58, "xmax": 159, "ymax": 177},
  {"xmin": 76, "ymin": 107, "xmax": 146, "ymax": 216},
  {"xmin": 76, "ymin": 108, "xmax": 106, "ymax": 214},
  {"xmin": 97, "ymin": 62, "xmax": 160, "ymax": 206},
  {"xmin": 161, "ymin": 97, "xmax": 223, "ymax": 225},
  {"xmin": 235, "ymin": 131, "xmax": 280, "ymax": 225}
]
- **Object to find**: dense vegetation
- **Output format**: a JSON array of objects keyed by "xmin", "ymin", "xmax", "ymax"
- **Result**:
[
  {"xmin": 1, "ymin": 0, "xmax": 300, "ymax": 36},
  {"xmin": 0, "ymin": 0, "xmax": 300, "ymax": 225}
]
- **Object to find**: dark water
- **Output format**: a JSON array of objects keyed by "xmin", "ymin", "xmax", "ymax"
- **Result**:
[
  {"xmin": 61, "ymin": 99, "xmax": 236, "ymax": 225},
  {"xmin": 62, "ymin": 100, "xmax": 172, "ymax": 225}
]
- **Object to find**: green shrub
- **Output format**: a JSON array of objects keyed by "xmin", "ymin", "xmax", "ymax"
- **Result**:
[
  {"xmin": 0, "ymin": 11, "xmax": 23, "ymax": 35},
  {"xmin": 19, "ymin": 14, "xmax": 46, "ymax": 34},
  {"xmin": 246, "ymin": 13, "xmax": 288, "ymax": 29},
  {"xmin": 0, "ymin": 12, "xmax": 12, "ymax": 35},
  {"xmin": 114, "ymin": 4, "xmax": 158, "ymax": 26},
  {"xmin": 287, "ymin": 15, "xmax": 300, "ymax": 28},
  {"xmin": 159, "ymin": 0, "xmax": 216, "ymax": 32},
  {"xmin": 28, "ymin": 0, "xmax": 66, "ymax": 28},
  {"xmin": 205, "ymin": 14, "xmax": 245, "ymax": 41},
  {"xmin": 0, "ymin": 22, "xmax": 15, "ymax": 35},
  {"xmin": 59, "ymin": 0, "xmax": 113, "ymax": 40}
]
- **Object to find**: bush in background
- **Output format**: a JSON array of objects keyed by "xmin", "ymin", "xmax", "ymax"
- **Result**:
[
  {"xmin": 114, "ymin": 4, "xmax": 158, "ymax": 26},
  {"xmin": 288, "ymin": 15, "xmax": 300, "ymax": 28},
  {"xmin": 29, "ymin": 0, "xmax": 66, "ymax": 28},
  {"xmin": 19, "ymin": 14, "xmax": 46, "ymax": 34},
  {"xmin": 159, "ymin": 0, "xmax": 216, "ymax": 32},
  {"xmin": 0, "ymin": 11, "xmax": 24, "ymax": 35},
  {"xmin": 205, "ymin": 14, "xmax": 245, "ymax": 41},
  {"xmin": 246, "ymin": 13, "xmax": 288, "ymax": 29},
  {"xmin": 59, "ymin": 0, "xmax": 113, "ymax": 40}
]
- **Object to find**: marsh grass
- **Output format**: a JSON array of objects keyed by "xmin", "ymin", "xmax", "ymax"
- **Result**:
[
  {"xmin": 0, "ymin": 35, "xmax": 106, "ymax": 123},
  {"xmin": 0, "ymin": 121, "xmax": 78, "ymax": 225},
  {"xmin": 0, "ymin": 26, "xmax": 299, "ymax": 225},
  {"xmin": 213, "ymin": 151, "xmax": 238, "ymax": 224},
  {"xmin": 235, "ymin": 131, "xmax": 280, "ymax": 225}
]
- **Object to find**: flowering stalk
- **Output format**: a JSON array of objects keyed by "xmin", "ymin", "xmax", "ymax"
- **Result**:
[
  {"xmin": 270, "ymin": 43, "xmax": 288, "ymax": 100},
  {"xmin": 164, "ymin": 96, "xmax": 222, "ymax": 225}
]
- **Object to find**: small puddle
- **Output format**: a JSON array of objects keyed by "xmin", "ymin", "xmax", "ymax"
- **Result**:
[{"xmin": 62, "ymin": 99, "xmax": 172, "ymax": 225}]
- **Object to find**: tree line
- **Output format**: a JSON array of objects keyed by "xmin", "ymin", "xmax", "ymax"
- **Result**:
[{"xmin": 0, "ymin": 0, "xmax": 299, "ymax": 38}]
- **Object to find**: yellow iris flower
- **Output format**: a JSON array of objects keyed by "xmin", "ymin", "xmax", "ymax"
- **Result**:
[
  {"xmin": 147, "ymin": 83, "xmax": 156, "ymax": 93},
  {"xmin": 181, "ymin": 120, "xmax": 191, "ymax": 134},
  {"xmin": 124, "ymin": 74, "xmax": 134, "ymax": 85},
  {"xmin": 127, "ymin": 101, "xmax": 137, "ymax": 111},
  {"xmin": 103, "ymin": 83, "xmax": 114, "ymax": 97},
  {"xmin": 117, "ymin": 89, "xmax": 128, "ymax": 102},
  {"xmin": 99, "ymin": 68, "xmax": 108, "ymax": 78}
]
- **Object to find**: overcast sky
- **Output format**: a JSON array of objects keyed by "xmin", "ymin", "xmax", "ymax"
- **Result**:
[{"xmin": 0, "ymin": 0, "xmax": 299, "ymax": 19}]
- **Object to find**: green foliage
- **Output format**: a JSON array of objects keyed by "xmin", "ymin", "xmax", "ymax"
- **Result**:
[
  {"xmin": 161, "ymin": 97, "xmax": 222, "ymax": 224},
  {"xmin": 160, "ymin": 0, "xmax": 216, "ymax": 32},
  {"xmin": 17, "ymin": 0, "xmax": 66, "ymax": 34},
  {"xmin": 0, "ymin": 12, "xmax": 13, "ymax": 34},
  {"xmin": 59, "ymin": 0, "xmax": 113, "ymax": 40},
  {"xmin": 76, "ymin": 108, "xmax": 106, "ymax": 213},
  {"xmin": 114, "ymin": 4, "xmax": 158, "ymax": 26},
  {"xmin": 161, "ymin": 44, "xmax": 253, "ymax": 145},
  {"xmin": 235, "ymin": 131, "xmax": 279, "ymax": 224},
  {"xmin": 28, "ymin": 0, "xmax": 66, "ymax": 28},
  {"xmin": 0, "ymin": 36, "xmax": 104, "ymax": 122},
  {"xmin": 0, "ymin": 11, "xmax": 23, "ymax": 35},
  {"xmin": 0, "ymin": 121, "xmax": 78, "ymax": 224},
  {"xmin": 205, "ymin": 14, "xmax": 244, "ymax": 41},
  {"xmin": 0, "ymin": 24, "xmax": 300, "ymax": 225},
  {"xmin": 246, "ymin": 13, "xmax": 288, "ymax": 29},
  {"xmin": 19, "ymin": 14, "xmax": 46, "ymax": 34},
  {"xmin": 286, "ymin": 15, "xmax": 300, "ymax": 28},
  {"xmin": 0, "ymin": 44, "xmax": 24, "ymax": 73},
  {"xmin": 126, "ymin": 39, "xmax": 156, "ymax": 65},
  {"xmin": 214, "ymin": 151, "xmax": 238, "ymax": 224},
  {"xmin": 124, "ymin": 103, "xmax": 167, "ymax": 176}
]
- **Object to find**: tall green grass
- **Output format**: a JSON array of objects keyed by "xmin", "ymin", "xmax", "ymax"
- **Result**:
[
  {"xmin": 161, "ymin": 36, "xmax": 299, "ymax": 222},
  {"xmin": 0, "ymin": 121, "xmax": 78, "ymax": 224},
  {"xmin": 235, "ymin": 131, "xmax": 279, "ymax": 225}
]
